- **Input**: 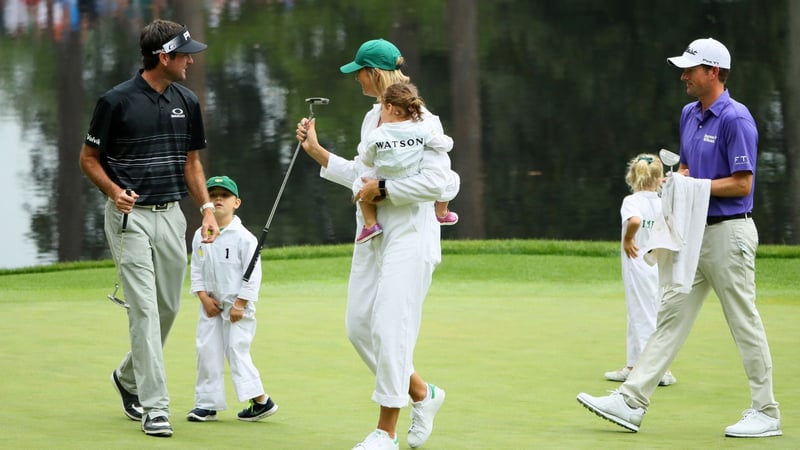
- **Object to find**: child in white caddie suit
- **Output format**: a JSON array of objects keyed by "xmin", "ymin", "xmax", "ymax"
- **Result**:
[
  {"xmin": 353, "ymin": 82, "xmax": 458, "ymax": 244},
  {"xmin": 186, "ymin": 175, "xmax": 278, "ymax": 422},
  {"xmin": 605, "ymin": 154, "xmax": 676, "ymax": 387}
]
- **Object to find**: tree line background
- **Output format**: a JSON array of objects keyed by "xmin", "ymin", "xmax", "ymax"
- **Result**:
[{"xmin": 0, "ymin": 0, "xmax": 796, "ymax": 266}]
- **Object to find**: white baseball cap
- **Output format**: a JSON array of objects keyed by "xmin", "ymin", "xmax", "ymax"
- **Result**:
[{"xmin": 667, "ymin": 38, "xmax": 731, "ymax": 69}]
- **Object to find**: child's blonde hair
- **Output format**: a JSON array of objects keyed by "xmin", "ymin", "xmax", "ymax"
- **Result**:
[
  {"xmin": 625, "ymin": 153, "xmax": 663, "ymax": 193},
  {"xmin": 382, "ymin": 82, "xmax": 425, "ymax": 122}
]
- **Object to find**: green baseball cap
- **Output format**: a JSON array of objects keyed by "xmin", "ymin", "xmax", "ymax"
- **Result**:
[
  {"xmin": 340, "ymin": 39, "xmax": 402, "ymax": 73},
  {"xmin": 206, "ymin": 175, "xmax": 239, "ymax": 197}
]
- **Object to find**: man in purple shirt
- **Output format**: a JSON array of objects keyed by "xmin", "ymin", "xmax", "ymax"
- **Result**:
[{"xmin": 577, "ymin": 38, "xmax": 782, "ymax": 439}]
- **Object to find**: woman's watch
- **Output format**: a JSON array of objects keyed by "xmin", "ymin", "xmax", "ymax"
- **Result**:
[{"xmin": 378, "ymin": 179, "xmax": 387, "ymax": 199}]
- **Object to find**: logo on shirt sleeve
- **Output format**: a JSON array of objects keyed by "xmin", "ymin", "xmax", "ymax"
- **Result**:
[{"xmin": 734, "ymin": 155, "xmax": 750, "ymax": 165}]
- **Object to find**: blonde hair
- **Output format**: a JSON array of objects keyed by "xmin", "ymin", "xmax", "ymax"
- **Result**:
[
  {"xmin": 625, "ymin": 153, "xmax": 663, "ymax": 193},
  {"xmin": 370, "ymin": 57, "xmax": 411, "ymax": 101},
  {"xmin": 383, "ymin": 82, "xmax": 425, "ymax": 122}
]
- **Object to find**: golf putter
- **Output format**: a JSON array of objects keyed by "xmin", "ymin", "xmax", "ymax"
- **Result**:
[
  {"xmin": 108, "ymin": 189, "xmax": 131, "ymax": 309},
  {"xmin": 659, "ymin": 148, "xmax": 680, "ymax": 175},
  {"xmin": 242, "ymin": 97, "xmax": 330, "ymax": 282},
  {"xmin": 107, "ymin": 284, "xmax": 128, "ymax": 309}
]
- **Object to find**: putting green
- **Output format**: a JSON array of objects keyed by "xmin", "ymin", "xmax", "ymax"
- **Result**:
[{"xmin": 0, "ymin": 242, "xmax": 797, "ymax": 449}]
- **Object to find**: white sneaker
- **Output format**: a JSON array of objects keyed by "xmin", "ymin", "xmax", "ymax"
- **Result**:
[
  {"xmin": 604, "ymin": 367, "xmax": 631, "ymax": 382},
  {"xmin": 408, "ymin": 384, "xmax": 446, "ymax": 448},
  {"xmin": 724, "ymin": 409, "xmax": 782, "ymax": 438},
  {"xmin": 605, "ymin": 367, "xmax": 677, "ymax": 386},
  {"xmin": 576, "ymin": 390, "xmax": 644, "ymax": 432},
  {"xmin": 659, "ymin": 370, "xmax": 677, "ymax": 386},
  {"xmin": 352, "ymin": 429, "xmax": 399, "ymax": 450}
]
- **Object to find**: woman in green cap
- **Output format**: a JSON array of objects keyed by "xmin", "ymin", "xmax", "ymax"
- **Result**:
[{"xmin": 296, "ymin": 38, "xmax": 458, "ymax": 450}]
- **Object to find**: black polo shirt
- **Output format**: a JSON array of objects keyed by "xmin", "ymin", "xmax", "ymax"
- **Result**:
[{"xmin": 85, "ymin": 70, "xmax": 207, "ymax": 205}]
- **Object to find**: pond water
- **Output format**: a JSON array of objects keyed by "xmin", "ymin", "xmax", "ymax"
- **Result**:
[
  {"xmin": 0, "ymin": 0, "xmax": 794, "ymax": 269},
  {"xmin": 1, "ymin": 100, "xmax": 54, "ymax": 267}
]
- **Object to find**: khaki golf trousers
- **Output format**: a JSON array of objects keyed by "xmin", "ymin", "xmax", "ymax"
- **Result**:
[
  {"xmin": 105, "ymin": 200, "xmax": 187, "ymax": 419},
  {"xmin": 620, "ymin": 218, "xmax": 780, "ymax": 419}
]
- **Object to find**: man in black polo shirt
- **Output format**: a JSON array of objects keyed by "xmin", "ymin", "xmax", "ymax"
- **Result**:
[{"xmin": 79, "ymin": 19, "xmax": 220, "ymax": 438}]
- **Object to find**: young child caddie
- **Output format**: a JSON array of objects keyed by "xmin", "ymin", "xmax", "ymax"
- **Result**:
[{"xmin": 187, "ymin": 175, "xmax": 278, "ymax": 423}]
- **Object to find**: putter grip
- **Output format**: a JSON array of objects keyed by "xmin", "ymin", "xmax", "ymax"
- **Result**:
[
  {"xmin": 122, "ymin": 188, "xmax": 132, "ymax": 231},
  {"xmin": 243, "ymin": 228, "xmax": 268, "ymax": 282}
]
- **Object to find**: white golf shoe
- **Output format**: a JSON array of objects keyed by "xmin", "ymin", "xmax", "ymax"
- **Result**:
[
  {"xmin": 408, "ymin": 384, "xmax": 446, "ymax": 448},
  {"xmin": 724, "ymin": 409, "xmax": 782, "ymax": 438},
  {"xmin": 576, "ymin": 390, "xmax": 644, "ymax": 432},
  {"xmin": 352, "ymin": 429, "xmax": 399, "ymax": 450},
  {"xmin": 658, "ymin": 370, "xmax": 677, "ymax": 386},
  {"xmin": 605, "ymin": 367, "xmax": 677, "ymax": 386},
  {"xmin": 604, "ymin": 367, "xmax": 631, "ymax": 382}
]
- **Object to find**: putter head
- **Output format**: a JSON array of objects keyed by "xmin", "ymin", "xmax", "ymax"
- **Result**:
[
  {"xmin": 107, "ymin": 294, "xmax": 130, "ymax": 309},
  {"xmin": 305, "ymin": 97, "xmax": 330, "ymax": 105},
  {"xmin": 659, "ymin": 148, "xmax": 680, "ymax": 168},
  {"xmin": 107, "ymin": 284, "xmax": 130, "ymax": 309},
  {"xmin": 305, "ymin": 97, "xmax": 330, "ymax": 120}
]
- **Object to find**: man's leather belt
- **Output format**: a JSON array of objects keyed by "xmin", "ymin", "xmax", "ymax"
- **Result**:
[{"xmin": 706, "ymin": 212, "xmax": 751, "ymax": 226}]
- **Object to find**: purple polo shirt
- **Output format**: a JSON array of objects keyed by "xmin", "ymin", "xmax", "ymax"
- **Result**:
[{"xmin": 678, "ymin": 89, "xmax": 757, "ymax": 217}]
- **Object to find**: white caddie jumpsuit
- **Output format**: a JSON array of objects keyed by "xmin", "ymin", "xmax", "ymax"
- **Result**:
[
  {"xmin": 322, "ymin": 104, "xmax": 460, "ymax": 408},
  {"xmin": 189, "ymin": 215, "xmax": 267, "ymax": 410},
  {"xmin": 353, "ymin": 118, "xmax": 454, "ymax": 197},
  {"xmin": 620, "ymin": 190, "xmax": 662, "ymax": 367}
]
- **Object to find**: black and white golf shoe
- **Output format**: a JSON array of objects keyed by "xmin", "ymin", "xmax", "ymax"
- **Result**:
[{"xmin": 111, "ymin": 370, "xmax": 143, "ymax": 421}]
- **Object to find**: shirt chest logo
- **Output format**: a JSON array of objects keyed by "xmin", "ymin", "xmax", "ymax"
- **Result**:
[
  {"xmin": 171, "ymin": 108, "xmax": 186, "ymax": 119},
  {"xmin": 703, "ymin": 134, "xmax": 717, "ymax": 143},
  {"xmin": 375, "ymin": 137, "xmax": 424, "ymax": 149}
]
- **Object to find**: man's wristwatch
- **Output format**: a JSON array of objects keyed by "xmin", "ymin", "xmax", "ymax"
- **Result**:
[
  {"xmin": 200, "ymin": 202, "xmax": 215, "ymax": 214},
  {"xmin": 378, "ymin": 179, "xmax": 387, "ymax": 199}
]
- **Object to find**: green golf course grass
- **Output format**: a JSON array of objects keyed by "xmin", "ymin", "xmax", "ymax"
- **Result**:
[{"xmin": 1, "ymin": 240, "xmax": 797, "ymax": 449}]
